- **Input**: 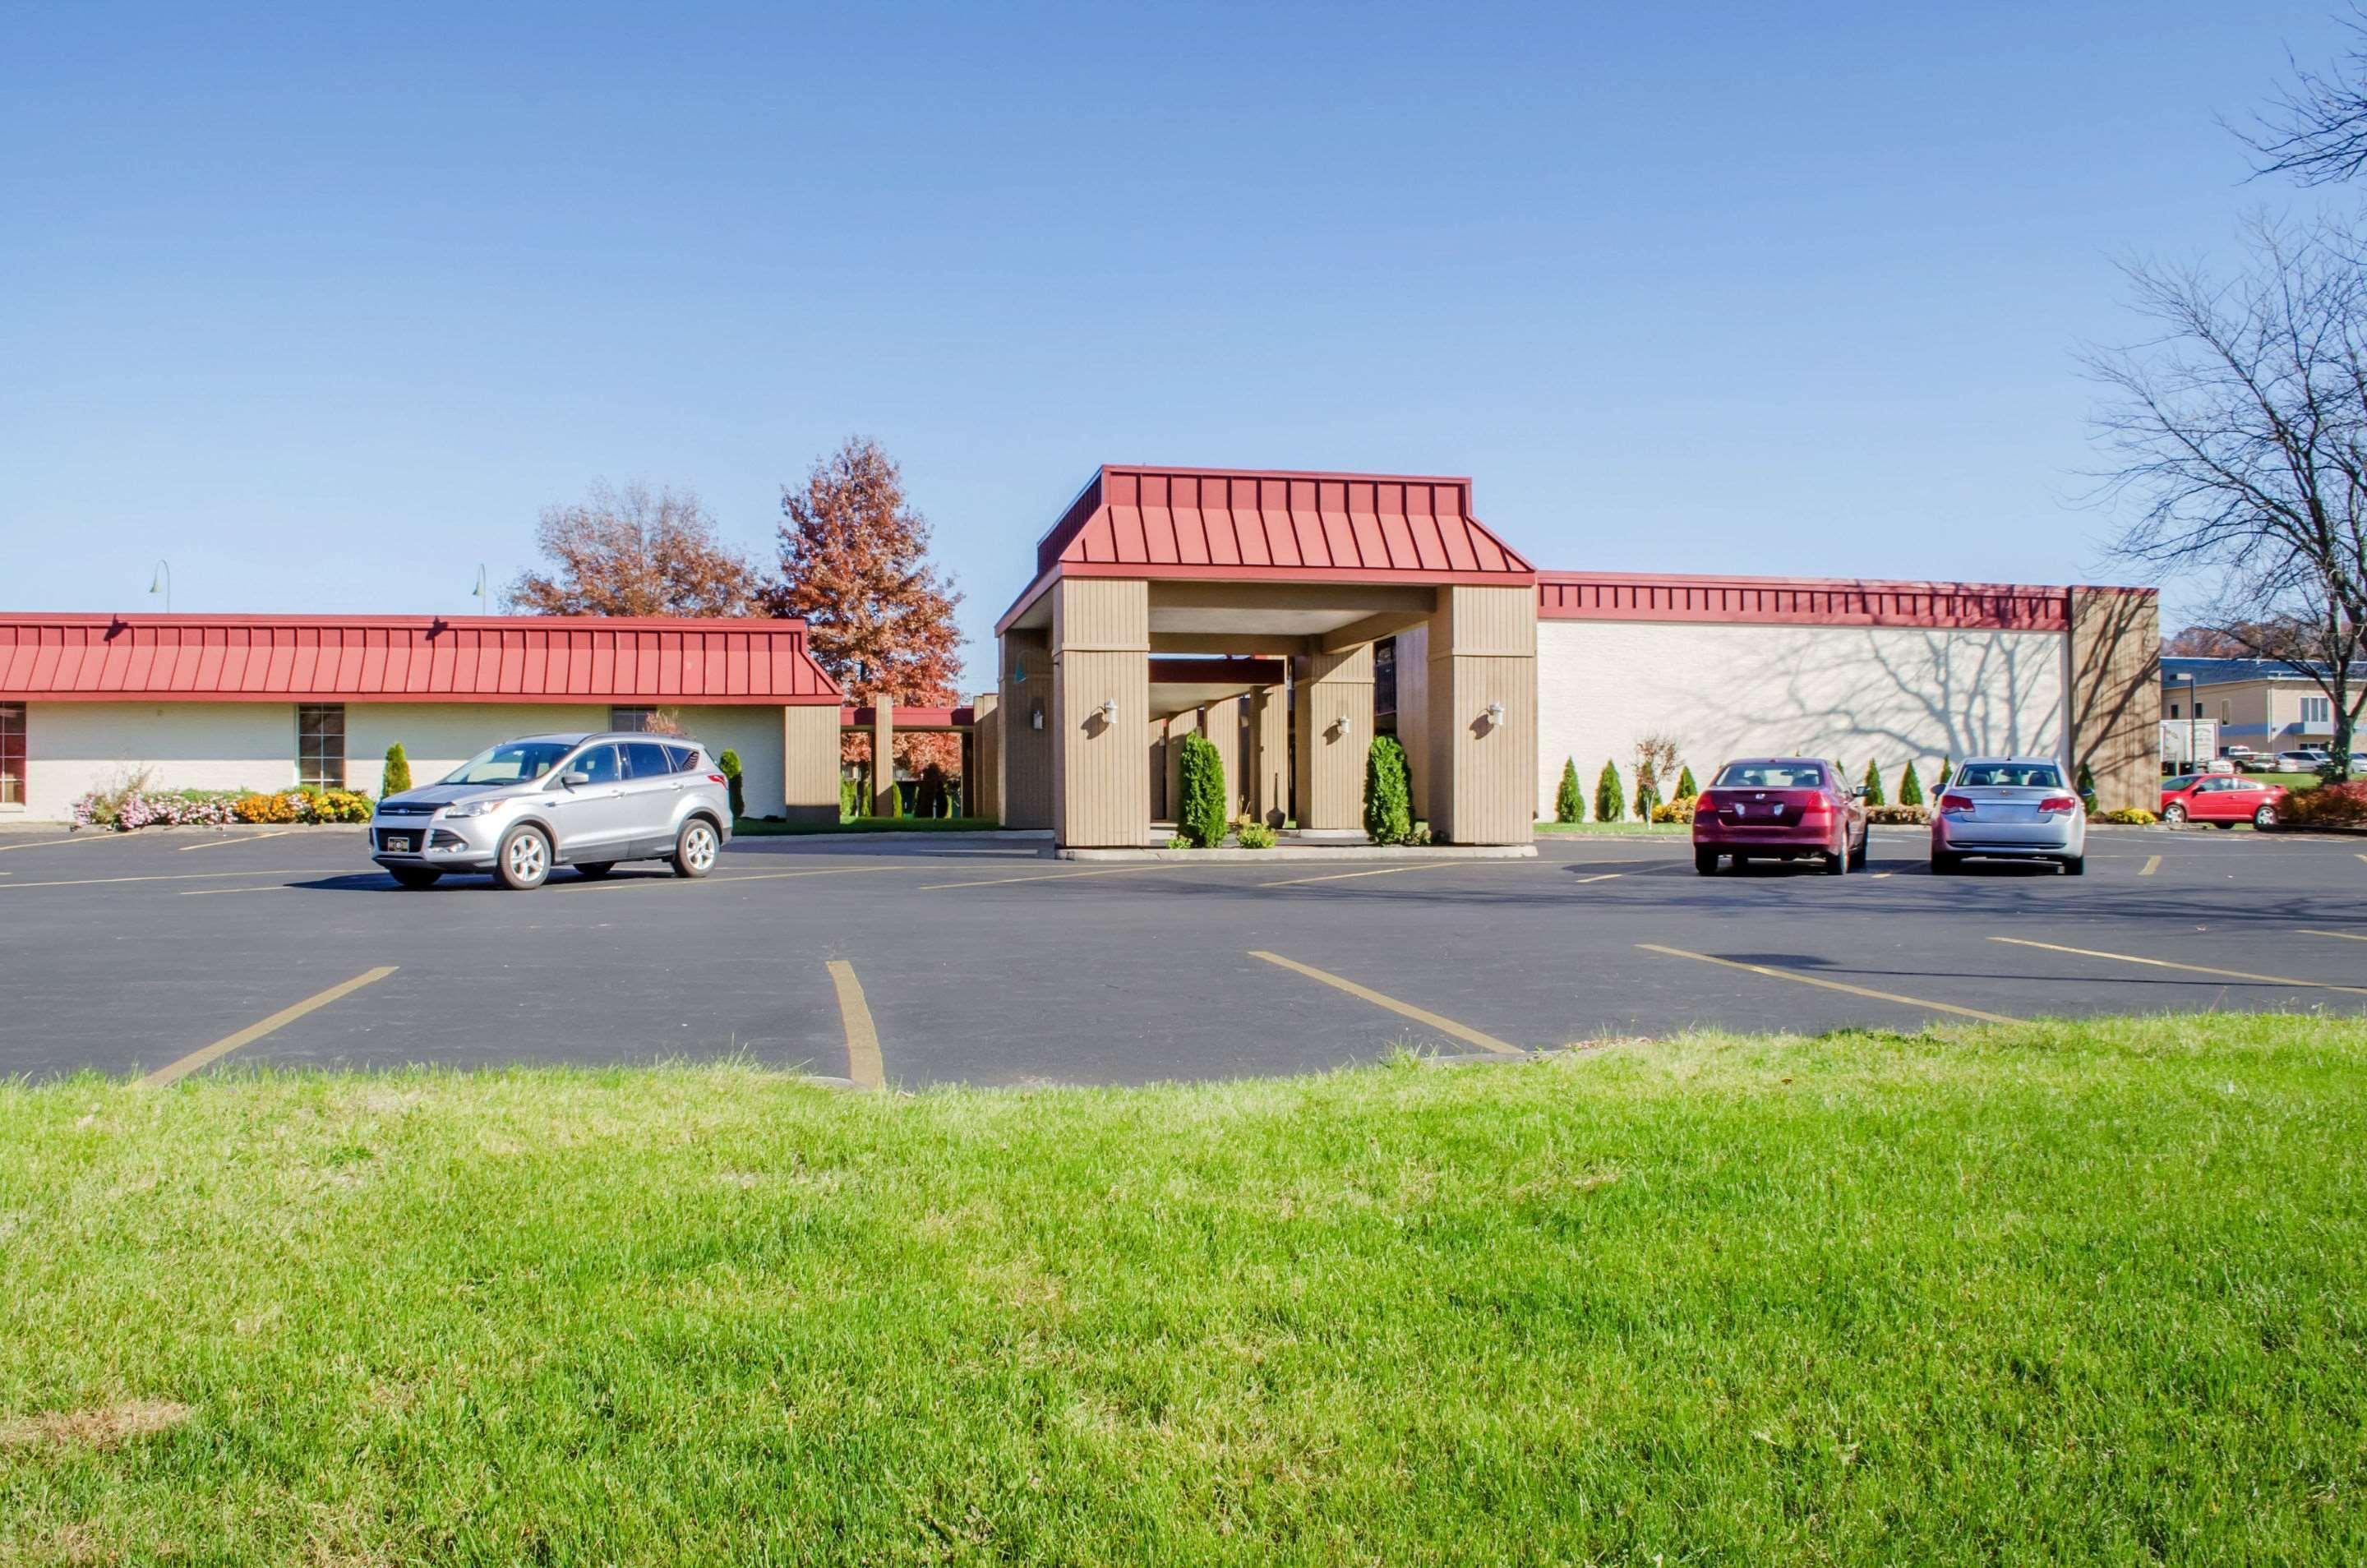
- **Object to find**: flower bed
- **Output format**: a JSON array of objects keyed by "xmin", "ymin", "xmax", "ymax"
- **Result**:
[
  {"xmin": 2276, "ymin": 781, "xmax": 2367, "ymax": 829},
  {"xmin": 75, "ymin": 783, "xmax": 374, "ymax": 832}
]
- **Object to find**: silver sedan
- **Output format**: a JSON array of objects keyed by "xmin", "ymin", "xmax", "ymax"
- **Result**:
[{"xmin": 1930, "ymin": 757, "xmax": 2088, "ymax": 875}]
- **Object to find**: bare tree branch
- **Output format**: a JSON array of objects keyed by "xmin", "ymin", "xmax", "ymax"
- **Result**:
[
  {"xmin": 2236, "ymin": 11, "xmax": 2367, "ymax": 184},
  {"xmin": 2084, "ymin": 212, "xmax": 2367, "ymax": 771}
]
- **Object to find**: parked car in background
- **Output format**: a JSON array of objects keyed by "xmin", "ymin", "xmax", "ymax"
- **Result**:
[
  {"xmin": 369, "ymin": 731, "xmax": 732, "ymax": 890},
  {"xmin": 1931, "ymin": 758, "xmax": 2087, "ymax": 874},
  {"xmin": 2158, "ymin": 773, "xmax": 2287, "ymax": 829},
  {"xmin": 2273, "ymin": 750, "xmax": 2328, "ymax": 772},
  {"xmin": 1691, "ymin": 758, "xmax": 1869, "ymax": 875},
  {"xmin": 2220, "ymin": 745, "xmax": 2265, "ymax": 771}
]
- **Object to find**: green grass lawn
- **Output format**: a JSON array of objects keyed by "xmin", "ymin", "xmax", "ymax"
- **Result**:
[{"xmin": 6, "ymin": 1016, "xmax": 2365, "ymax": 1564}]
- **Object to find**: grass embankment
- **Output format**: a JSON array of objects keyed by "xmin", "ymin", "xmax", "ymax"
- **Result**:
[
  {"xmin": 5, "ymin": 1016, "xmax": 2365, "ymax": 1563},
  {"xmin": 1531, "ymin": 819, "xmax": 1688, "ymax": 835}
]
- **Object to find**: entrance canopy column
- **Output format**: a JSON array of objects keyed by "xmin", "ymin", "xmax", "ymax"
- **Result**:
[
  {"xmin": 1425, "ymin": 585, "xmax": 1536, "ymax": 845},
  {"xmin": 1050, "ymin": 577, "xmax": 1149, "ymax": 848},
  {"xmin": 1293, "ymin": 643, "xmax": 1374, "ymax": 832}
]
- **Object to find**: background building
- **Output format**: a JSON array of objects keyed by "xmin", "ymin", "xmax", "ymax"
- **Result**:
[
  {"xmin": 2159, "ymin": 657, "xmax": 2365, "ymax": 755},
  {"xmin": 1, "ymin": 468, "xmax": 2162, "ymax": 832}
]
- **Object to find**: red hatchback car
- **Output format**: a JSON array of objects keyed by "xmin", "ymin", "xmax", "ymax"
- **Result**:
[
  {"xmin": 2158, "ymin": 773, "xmax": 2287, "ymax": 828},
  {"xmin": 1692, "ymin": 758, "xmax": 1870, "ymax": 875}
]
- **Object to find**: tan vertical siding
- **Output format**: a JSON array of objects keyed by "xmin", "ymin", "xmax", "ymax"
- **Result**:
[
  {"xmin": 1201, "ymin": 694, "xmax": 1244, "ymax": 814},
  {"xmin": 971, "ymin": 693, "xmax": 1001, "ymax": 823},
  {"xmin": 1427, "ymin": 586, "xmax": 1537, "ymax": 845},
  {"xmin": 782, "ymin": 704, "xmax": 842, "ymax": 824},
  {"xmin": 2067, "ymin": 588, "xmax": 2160, "ymax": 813},
  {"xmin": 999, "ymin": 631, "xmax": 1054, "ymax": 829},
  {"xmin": 1293, "ymin": 643, "xmax": 1374, "ymax": 831},
  {"xmin": 1248, "ymin": 685, "xmax": 1288, "ymax": 825},
  {"xmin": 1052, "ymin": 579, "xmax": 1150, "ymax": 847},
  {"xmin": 870, "ymin": 698, "xmax": 897, "ymax": 815},
  {"xmin": 1393, "ymin": 622, "xmax": 1431, "ymax": 817}
]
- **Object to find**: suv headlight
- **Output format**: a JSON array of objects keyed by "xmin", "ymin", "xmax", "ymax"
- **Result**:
[{"xmin": 444, "ymin": 798, "xmax": 505, "ymax": 819}]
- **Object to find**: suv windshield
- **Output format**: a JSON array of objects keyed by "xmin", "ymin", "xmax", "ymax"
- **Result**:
[
  {"xmin": 440, "ymin": 740, "xmax": 574, "ymax": 786},
  {"xmin": 1959, "ymin": 762, "xmax": 2064, "ymax": 789},
  {"xmin": 1713, "ymin": 762, "xmax": 1828, "ymax": 789}
]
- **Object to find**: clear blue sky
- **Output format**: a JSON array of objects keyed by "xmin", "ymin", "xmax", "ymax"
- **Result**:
[{"xmin": 2, "ymin": 2, "xmax": 2352, "ymax": 681}]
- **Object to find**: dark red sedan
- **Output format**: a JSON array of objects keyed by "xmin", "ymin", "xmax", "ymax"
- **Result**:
[
  {"xmin": 2158, "ymin": 774, "xmax": 2288, "ymax": 828},
  {"xmin": 1692, "ymin": 758, "xmax": 1869, "ymax": 875}
]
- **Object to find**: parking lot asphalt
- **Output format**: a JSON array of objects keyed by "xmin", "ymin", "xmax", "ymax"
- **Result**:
[{"xmin": 2, "ymin": 823, "xmax": 2362, "ymax": 1087}]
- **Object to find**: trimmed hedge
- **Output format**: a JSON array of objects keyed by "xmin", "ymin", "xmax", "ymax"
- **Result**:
[
  {"xmin": 1178, "ymin": 732, "xmax": 1230, "ymax": 847},
  {"xmin": 1593, "ymin": 761, "xmax": 1624, "ymax": 823},
  {"xmin": 718, "ymin": 749, "xmax": 745, "ymax": 820},
  {"xmin": 1553, "ymin": 758, "xmax": 1583, "ymax": 824},
  {"xmin": 1363, "ymin": 736, "xmax": 1415, "ymax": 846},
  {"xmin": 382, "ymin": 743, "xmax": 413, "ymax": 796}
]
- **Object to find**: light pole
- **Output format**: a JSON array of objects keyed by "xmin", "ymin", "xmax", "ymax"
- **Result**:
[
  {"xmin": 2176, "ymin": 671, "xmax": 2197, "ymax": 772},
  {"xmin": 147, "ymin": 560, "xmax": 171, "ymax": 614},
  {"xmin": 471, "ymin": 565, "xmax": 489, "ymax": 613}
]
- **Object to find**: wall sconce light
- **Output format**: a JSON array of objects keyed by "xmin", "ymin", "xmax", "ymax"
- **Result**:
[
  {"xmin": 1031, "ymin": 704, "xmax": 1044, "ymax": 731},
  {"xmin": 1486, "ymin": 701, "xmax": 1505, "ymax": 726},
  {"xmin": 1336, "ymin": 715, "xmax": 1351, "ymax": 737},
  {"xmin": 1098, "ymin": 699, "xmax": 1119, "ymax": 723},
  {"xmin": 1010, "ymin": 664, "xmax": 1027, "ymax": 684}
]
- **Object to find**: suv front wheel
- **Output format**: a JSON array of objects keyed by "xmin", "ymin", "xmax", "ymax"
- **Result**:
[
  {"xmin": 672, "ymin": 819, "xmax": 719, "ymax": 879},
  {"xmin": 496, "ymin": 824, "xmax": 552, "ymax": 890}
]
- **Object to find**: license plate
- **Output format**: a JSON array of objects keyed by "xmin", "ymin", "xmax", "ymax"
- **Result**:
[{"xmin": 381, "ymin": 832, "xmax": 414, "ymax": 852}]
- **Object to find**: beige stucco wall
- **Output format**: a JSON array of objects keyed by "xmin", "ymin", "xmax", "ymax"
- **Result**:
[
  {"xmin": 342, "ymin": 704, "xmax": 611, "ymax": 796},
  {"xmin": 16, "ymin": 701, "xmax": 305, "ymax": 820},
  {"xmin": 8, "ymin": 700, "xmax": 791, "ymax": 822},
  {"xmin": 1535, "ymin": 620, "xmax": 2067, "ymax": 818}
]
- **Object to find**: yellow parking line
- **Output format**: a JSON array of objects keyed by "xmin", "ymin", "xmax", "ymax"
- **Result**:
[
  {"xmin": 1259, "ymin": 863, "xmax": 1449, "ymax": 888},
  {"xmin": 138, "ymin": 966, "xmax": 398, "ymax": 1088},
  {"xmin": 1249, "ymin": 950, "xmax": 1523, "ymax": 1056},
  {"xmin": 920, "ymin": 866, "xmax": 1170, "ymax": 892},
  {"xmin": 1570, "ymin": 872, "xmax": 1624, "ymax": 884},
  {"xmin": 0, "ymin": 868, "xmax": 352, "ymax": 892},
  {"xmin": 2299, "ymin": 929, "xmax": 2367, "ymax": 943},
  {"xmin": 1636, "ymin": 943, "xmax": 2023, "ymax": 1024},
  {"xmin": 178, "ymin": 830, "xmax": 298, "ymax": 852},
  {"xmin": 1990, "ymin": 936, "xmax": 2367, "ymax": 997},
  {"xmin": 2139, "ymin": 855, "xmax": 2162, "ymax": 877},
  {"xmin": 0, "ymin": 835, "xmax": 110, "ymax": 852},
  {"xmin": 825, "ymin": 960, "xmax": 885, "ymax": 1090},
  {"xmin": 179, "ymin": 884, "xmax": 293, "ymax": 897}
]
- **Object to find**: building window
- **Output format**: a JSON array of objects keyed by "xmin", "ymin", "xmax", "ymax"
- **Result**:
[
  {"xmin": 0, "ymin": 703, "xmax": 23, "ymax": 805},
  {"xmin": 297, "ymin": 704, "xmax": 346, "ymax": 790},
  {"xmin": 1374, "ymin": 638, "xmax": 1397, "ymax": 723},
  {"xmin": 2302, "ymin": 694, "xmax": 2332, "ymax": 726},
  {"xmin": 611, "ymin": 706, "xmax": 658, "ymax": 732},
  {"xmin": 2169, "ymin": 703, "xmax": 2181, "ymax": 718}
]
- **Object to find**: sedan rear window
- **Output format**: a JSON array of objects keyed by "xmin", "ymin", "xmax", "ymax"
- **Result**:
[
  {"xmin": 1713, "ymin": 763, "xmax": 1829, "ymax": 789},
  {"xmin": 1958, "ymin": 763, "xmax": 2064, "ymax": 788}
]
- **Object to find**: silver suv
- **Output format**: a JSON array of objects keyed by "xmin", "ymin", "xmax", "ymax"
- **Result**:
[{"xmin": 369, "ymin": 731, "xmax": 732, "ymax": 890}]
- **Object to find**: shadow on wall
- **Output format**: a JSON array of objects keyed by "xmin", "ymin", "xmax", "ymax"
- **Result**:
[{"xmin": 1684, "ymin": 627, "xmax": 2066, "ymax": 766}]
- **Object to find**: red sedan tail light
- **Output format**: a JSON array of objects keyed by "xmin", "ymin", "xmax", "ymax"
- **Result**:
[
  {"xmin": 1693, "ymin": 794, "xmax": 1718, "ymax": 816},
  {"xmin": 2037, "ymin": 794, "xmax": 2079, "ymax": 814},
  {"xmin": 1938, "ymin": 791, "xmax": 1976, "ymax": 814}
]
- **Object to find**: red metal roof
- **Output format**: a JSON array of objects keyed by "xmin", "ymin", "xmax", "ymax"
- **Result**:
[
  {"xmin": 0, "ymin": 614, "xmax": 845, "ymax": 704},
  {"xmin": 1536, "ymin": 572, "xmax": 2081, "ymax": 631},
  {"xmin": 998, "ymin": 465, "xmax": 1534, "ymax": 634}
]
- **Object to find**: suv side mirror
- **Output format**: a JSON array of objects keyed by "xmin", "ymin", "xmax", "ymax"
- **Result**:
[{"xmin": 559, "ymin": 770, "xmax": 591, "ymax": 788}]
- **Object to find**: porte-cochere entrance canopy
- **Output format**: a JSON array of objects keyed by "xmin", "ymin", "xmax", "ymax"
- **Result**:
[{"xmin": 994, "ymin": 467, "xmax": 1541, "ymax": 848}]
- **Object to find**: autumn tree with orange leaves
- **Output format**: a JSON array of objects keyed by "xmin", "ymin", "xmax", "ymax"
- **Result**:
[
  {"xmin": 761, "ymin": 438, "xmax": 964, "ymax": 784},
  {"xmin": 507, "ymin": 481, "xmax": 758, "ymax": 616}
]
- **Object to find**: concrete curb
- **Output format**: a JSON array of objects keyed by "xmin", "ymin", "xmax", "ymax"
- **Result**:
[
  {"xmin": 1057, "ymin": 843, "xmax": 1540, "ymax": 863},
  {"xmin": 736, "ymin": 828, "xmax": 1053, "ymax": 844}
]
